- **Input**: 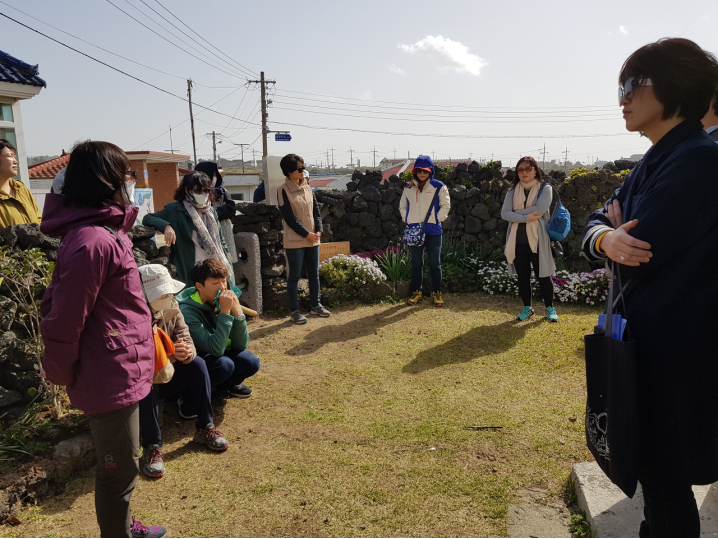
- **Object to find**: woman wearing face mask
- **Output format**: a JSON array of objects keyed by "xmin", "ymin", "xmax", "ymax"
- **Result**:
[
  {"xmin": 143, "ymin": 171, "xmax": 234, "ymax": 289},
  {"xmin": 40, "ymin": 141, "xmax": 166, "ymax": 538},
  {"xmin": 501, "ymin": 156, "xmax": 558, "ymax": 322},
  {"xmin": 582, "ymin": 38, "xmax": 718, "ymax": 537},
  {"xmin": 194, "ymin": 161, "xmax": 236, "ymax": 221}
]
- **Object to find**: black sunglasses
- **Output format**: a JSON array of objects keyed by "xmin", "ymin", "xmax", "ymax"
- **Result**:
[{"xmin": 296, "ymin": 167, "xmax": 306, "ymax": 173}]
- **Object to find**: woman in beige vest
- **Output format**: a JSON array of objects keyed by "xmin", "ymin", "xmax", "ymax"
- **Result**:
[{"xmin": 278, "ymin": 154, "xmax": 331, "ymax": 324}]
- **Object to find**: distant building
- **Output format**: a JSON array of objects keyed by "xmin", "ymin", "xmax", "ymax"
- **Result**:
[
  {"xmin": 628, "ymin": 153, "xmax": 645, "ymax": 161},
  {"xmin": 0, "ymin": 49, "xmax": 46, "ymax": 188},
  {"xmin": 223, "ymin": 173, "xmax": 261, "ymax": 201}
]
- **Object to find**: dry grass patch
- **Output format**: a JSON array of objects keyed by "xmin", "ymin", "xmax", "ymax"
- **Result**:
[{"xmin": 2, "ymin": 294, "xmax": 597, "ymax": 537}]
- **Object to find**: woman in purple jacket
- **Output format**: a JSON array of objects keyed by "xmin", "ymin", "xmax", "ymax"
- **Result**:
[{"xmin": 40, "ymin": 141, "xmax": 165, "ymax": 538}]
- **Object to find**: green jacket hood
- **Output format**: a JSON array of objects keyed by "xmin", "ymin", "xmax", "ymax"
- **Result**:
[{"xmin": 176, "ymin": 286, "xmax": 213, "ymax": 312}]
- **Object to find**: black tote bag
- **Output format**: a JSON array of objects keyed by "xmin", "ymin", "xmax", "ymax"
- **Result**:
[{"xmin": 584, "ymin": 263, "xmax": 640, "ymax": 498}]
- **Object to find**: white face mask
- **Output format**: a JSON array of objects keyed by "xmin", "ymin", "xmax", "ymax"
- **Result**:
[
  {"xmin": 149, "ymin": 295, "xmax": 173, "ymax": 314},
  {"xmin": 192, "ymin": 193, "xmax": 209, "ymax": 206},
  {"xmin": 122, "ymin": 181, "xmax": 135, "ymax": 206}
]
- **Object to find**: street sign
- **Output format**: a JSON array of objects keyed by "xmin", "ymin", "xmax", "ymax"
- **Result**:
[{"xmin": 275, "ymin": 133, "xmax": 291, "ymax": 142}]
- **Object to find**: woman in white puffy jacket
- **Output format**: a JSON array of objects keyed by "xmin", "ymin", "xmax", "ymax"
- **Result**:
[{"xmin": 399, "ymin": 154, "xmax": 451, "ymax": 307}]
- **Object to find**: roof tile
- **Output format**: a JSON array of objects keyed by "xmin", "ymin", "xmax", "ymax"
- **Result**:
[{"xmin": 0, "ymin": 50, "xmax": 47, "ymax": 88}]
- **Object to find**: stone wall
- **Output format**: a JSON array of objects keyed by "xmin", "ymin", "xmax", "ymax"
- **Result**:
[{"xmin": 315, "ymin": 166, "xmax": 626, "ymax": 264}]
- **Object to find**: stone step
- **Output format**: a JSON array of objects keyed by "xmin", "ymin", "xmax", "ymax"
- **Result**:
[{"xmin": 572, "ymin": 461, "xmax": 718, "ymax": 537}]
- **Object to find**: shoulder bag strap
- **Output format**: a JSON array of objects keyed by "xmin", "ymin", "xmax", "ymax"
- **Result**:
[{"xmin": 422, "ymin": 185, "xmax": 441, "ymax": 227}]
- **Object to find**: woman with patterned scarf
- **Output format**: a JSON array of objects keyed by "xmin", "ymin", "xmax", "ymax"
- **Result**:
[
  {"xmin": 501, "ymin": 156, "xmax": 558, "ymax": 322},
  {"xmin": 143, "ymin": 171, "xmax": 235, "ymax": 289}
]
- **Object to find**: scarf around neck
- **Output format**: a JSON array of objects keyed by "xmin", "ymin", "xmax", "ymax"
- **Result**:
[
  {"xmin": 505, "ymin": 179, "xmax": 541, "ymax": 264},
  {"xmin": 182, "ymin": 198, "xmax": 234, "ymax": 283}
]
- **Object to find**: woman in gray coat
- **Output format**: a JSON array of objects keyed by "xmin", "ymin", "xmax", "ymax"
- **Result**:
[{"xmin": 501, "ymin": 156, "xmax": 558, "ymax": 322}]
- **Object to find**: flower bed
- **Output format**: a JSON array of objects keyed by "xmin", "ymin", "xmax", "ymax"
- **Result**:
[{"xmin": 475, "ymin": 261, "xmax": 608, "ymax": 304}]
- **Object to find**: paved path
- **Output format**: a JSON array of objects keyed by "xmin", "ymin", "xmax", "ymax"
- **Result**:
[{"xmin": 573, "ymin": 462, "xmax": 718, "ymax": 537}]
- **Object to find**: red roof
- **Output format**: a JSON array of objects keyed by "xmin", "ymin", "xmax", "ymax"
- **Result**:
[
  {"xmin": 179, "ymin": 168, "xmax": 192, "ymax": 175},
  {"xmin": 308, "ymin": 179, "xmax": 336, "ymax": 188},
  {"xmin": 28, "ymin": 151, "xmax": 70, "ymax": 179}
]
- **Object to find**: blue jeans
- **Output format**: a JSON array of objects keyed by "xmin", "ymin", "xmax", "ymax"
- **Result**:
[
  {"xmin": 204, "ymin": 349, "xmax": 261, "ymax": 389},
  {"xmin": 409, "ymin": 233, "xmax": 442, "ymax": 293},
  {"xmin": 139, "ymin": 357, "xmax": 213, "ymax": 447},
  {"xmin": 286, "ymin": 245, "xmax": 320, "ymax": 312}
]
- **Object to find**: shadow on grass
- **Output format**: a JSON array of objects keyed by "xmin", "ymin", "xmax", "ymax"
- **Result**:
[
  {"xmin": 249, "ymin": 319, "xmax": 294, "ymax": 340},
  {"xmin": 285, "ymin": 303, "xmax": 415, "ymax": 356},
  {"xmin": 403, "ymin": 319, "xmax": 542, "ymax": 374}
]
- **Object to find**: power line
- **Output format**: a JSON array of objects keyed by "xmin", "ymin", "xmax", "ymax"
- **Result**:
[
  {"xmin": 269, "ymin": 120, "xmax": 637, "ymax": 139},
  {"xmin": 270, "ymin": 105, "xmax": 622, "ymax": 124},
  {"xmin": 103, "ymin": 0, "xmax": 247, "ymax": 80},
  {"xmin": 271, "ymin": 100, "xmax": 620, "ymax": 119},
  {"xmin": 273, "ymin": 92, "xmax": 617, "ymax": 114},
  {"xmin": 277, "ymin": 88, "xmax": 617, "ymax": 111},
  {"xmin": 0, "ymin": 14, "xmax": 263, "ymax": 143},
  {"xmin": 0, "ymin": 0, "xmax": 240, "ymax": 88},
  {"xmin": 134, "ymin": 0, "xmax": 255, "ymax": 79},
  {"xmin": 152, "ymin": 0, "xmax": 259, "ymax": 78}
]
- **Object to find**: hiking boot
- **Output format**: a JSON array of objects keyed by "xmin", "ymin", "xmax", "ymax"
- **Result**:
[
  {"xmin": 407, "ymin": 290, "xmax": 423, "ymax": 305},
  {"xmin": 141, "ymin": 445, "xmax": 165, "ymax": 478},
  {"xmin": 310, "ymin": 303, "xmax": 331, "ymax": 317},
  {"xmin": 516, "ymin": 306, "xmax": 535, "ymax": 321},
  {"xmin": 432, "ymin": 291, "xmax": 444, "ymax": 307},
  {"xmin": 131, "ymin": 516, "xmax": 167, "ymax": 538},
  {"xmin": 227, "ymin": 383, "xmax": 252, "ymax": 398},
  {"xmin": 177, "ymin": 397, "xmax": 197, "ymax": 420},
  {"xmin": 291, "ymin": 310, "xmax": 308, "ymax": 324},
  {"xmin": 194, "ymin": 423, "xmax": 229, "ymax": 451},
  {"xmin": 545, "ymin": 306, "xmax": 559, "ymax": 323}
]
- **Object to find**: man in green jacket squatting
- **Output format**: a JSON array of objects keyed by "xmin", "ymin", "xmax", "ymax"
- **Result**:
[{"xmin": 178, "ymin": 259, "xmax": 260, "ymax": 405}]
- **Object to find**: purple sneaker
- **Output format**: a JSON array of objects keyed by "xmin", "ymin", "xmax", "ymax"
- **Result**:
[{"xmin": 131, "ymin": 517, "xmax": 167, "ymax": 538}]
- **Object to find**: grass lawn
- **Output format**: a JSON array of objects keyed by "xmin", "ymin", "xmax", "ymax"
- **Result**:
[{"xmin": 2, "ymin": 294, "xmax": 598, "ymax": 538}]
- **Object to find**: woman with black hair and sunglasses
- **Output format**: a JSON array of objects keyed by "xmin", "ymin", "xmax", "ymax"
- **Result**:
[
  {"xmin": 277, "ymin": 153, "xmax": 330, "ymax": 324},
  {"xmin": 582, "ymin": 38, "xmax": 718, "ymax": 537},
  {"xmin": 143, "ymin": 171, "xmax": 234, "ymax": 289}
]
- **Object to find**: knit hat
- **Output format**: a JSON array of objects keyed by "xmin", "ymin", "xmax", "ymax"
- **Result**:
[{"xmin": 138, "ymin": 264, "xmax": 185, "ymax": 303}]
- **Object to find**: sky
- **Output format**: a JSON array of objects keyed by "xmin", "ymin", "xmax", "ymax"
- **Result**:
[{"xmin": 2, "ymin": 0, "xmax": 717, "ymax": 168}]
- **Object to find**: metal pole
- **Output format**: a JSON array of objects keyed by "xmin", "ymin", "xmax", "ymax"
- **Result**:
[
  {"xmin": 212, "ymin": 131, "xmax": 217, "ymax": 161},
  {"xmin": 187, "ymin": 79, "xmax": 197, "ymax": 165},
  {"xmin": 169, "ymin": 124, "xmax": 174, "ymax": 154}
]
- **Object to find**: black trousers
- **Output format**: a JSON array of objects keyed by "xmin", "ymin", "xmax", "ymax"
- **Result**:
[
  {"xmin": 514, "ymin": 243, "xmax": 553, "ymax": 307},
  {"xmin": 86, "ymin": 402, "xmax": 140, "ymax": 538},
  {"xmin": 639, "ymin": 476, "xmax": 700, "ymax": 537}
]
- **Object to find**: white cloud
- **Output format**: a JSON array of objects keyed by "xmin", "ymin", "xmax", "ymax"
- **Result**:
[
  {"xmin": 389, "ymin": 63, "xmax": 407, "ymax": 76},
  {"xmin": 619, "ymin": 25, "xmax": 629, "ymax": 35},
  {"xmin": 398, "ymin": 35, "xmax": 487, "ymax": 77}
]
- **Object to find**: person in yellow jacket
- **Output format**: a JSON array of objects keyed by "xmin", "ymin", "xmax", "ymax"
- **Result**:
[{"xmin": 0, "ymin": 139, "xmax": 41, "ymax": 228}]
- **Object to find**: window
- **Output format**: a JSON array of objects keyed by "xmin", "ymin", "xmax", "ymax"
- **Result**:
[
  {"xmin": 0, "ymin": 104, "xmax": 13, "ymax": 122},
  {"xmin": 230, "ymin": 193, "xmax": 245, "ymax": 201},
  {"xmin": 0, "ymin": 128, "xmax": 17, "ymax": 148}
]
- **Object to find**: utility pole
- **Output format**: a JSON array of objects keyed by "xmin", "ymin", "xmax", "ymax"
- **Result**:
[
  {"xmin": 248, "ymin": 71, "xmax": 276, "ymax": 158},
  {"xmin": 432, "ymin": 149, "xmax": 435, "ymax": 161},
  {"xmin": 349, "ymin": 147, "xmax": 354, "ymax": 168},
  {"xmin": 231, "ymin": 143, "xmax": 250, "ymax": 173},
  {"xmin": 187, "ymin": 79, "xmax": 197, "ymax": 165},
  {"xmin": 372, "ymin": 146, "xmax": 377, "ymax": 168},
  {"xmin": 211, "ymin": 131, "xmax": 217, "ymax": 161},
  {"xmin": 326, "ymin": 149, "xmax": 330, "ymax": 173},
  {"xmin": 542, "ymin": 143, "xmax": 546, "ymax": 170},
  {"xmin": 330, "ymin": 147, "xmax": 335, "ymax": 173},
  {"xmin": 252, "ymin": 148, "xmax": 256, "ymax": 167},
  {"xmin": 169, "ymin": 125, "xmax": 174, "ymax": 154},
  {"xmin": 393, "ymin": 149, "xmax": 396, "ymax": 160},
  {"xmin": 564, "ymin": 147, "xmax": 570, "ymax": 170}
]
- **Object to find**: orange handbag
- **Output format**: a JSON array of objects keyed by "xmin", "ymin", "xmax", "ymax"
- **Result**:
[{"xmin": 152, "ymin": 325, "xmax": 175, "ymax": 384}]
